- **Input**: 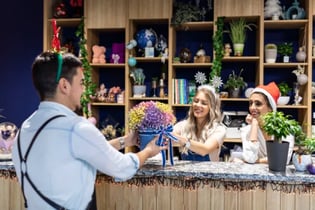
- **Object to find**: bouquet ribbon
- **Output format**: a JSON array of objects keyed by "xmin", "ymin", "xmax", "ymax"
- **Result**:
[{"xmin": 143, "ymin": 125, "xmax": 178, "ymax": 167}]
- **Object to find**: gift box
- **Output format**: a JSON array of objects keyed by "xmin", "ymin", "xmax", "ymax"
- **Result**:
[{"xmin": 110, "ymin": 43, "xmax": 125, "ymax": 63}]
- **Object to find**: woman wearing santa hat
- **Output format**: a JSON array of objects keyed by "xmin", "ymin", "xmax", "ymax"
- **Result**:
[{"xmin": 239, "ymin": 82, "xmax": 294, "ymax": 164}]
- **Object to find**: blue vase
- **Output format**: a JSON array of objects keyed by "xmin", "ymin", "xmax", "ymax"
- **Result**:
[{"xmin": 138, "ymin": 129, "xmax": 157, "ymax": 150}]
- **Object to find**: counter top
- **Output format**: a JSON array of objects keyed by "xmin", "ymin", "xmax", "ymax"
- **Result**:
[
  {"xmin": 1, "ymin": 160, "xmax": 314, "ymax": 184},
  {"xmin": 134, "ymin": 160, "xmax": 315, "ymax": 184}
]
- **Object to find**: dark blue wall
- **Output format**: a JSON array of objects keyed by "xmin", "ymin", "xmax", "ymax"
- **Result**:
[{"xmin": 1, "ymin": 2, "xmax": 43, "ymax": 126}]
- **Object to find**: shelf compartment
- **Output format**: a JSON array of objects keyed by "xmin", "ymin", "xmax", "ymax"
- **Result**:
[
  {"xmin": 48, "ymin": 18, "xmax": 82, "ymax": 27},
  {"xmin": 91, "ymin": 102, "xmax": 125, "ymax": 106},
  {"xmin": 129, "ymin": 97, "xmax": 168, "ymax": 101},
  {"xmin": 222, "ymin": 56, "xmax": 260, "ymax": 62},
  {"xmin": 264, "ymin": 63, "xmax": 308, "ymax": 68},
  {"xmin": 174, "ymin": 21, "xmax": 214, "ymax": 31},
  {"xmin": 264, "ymin": 20, "xmax": 309, "ymax": 29},
  {"xmin": 172, "ymin": 63, "xmax": 212, "ymax": 68}
]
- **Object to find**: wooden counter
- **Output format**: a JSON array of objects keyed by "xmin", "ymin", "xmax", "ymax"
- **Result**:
[
  {"xmin": 1, "ymin": 160, "xmax": 315, "ymax": 210},
  {"xmin": 95, "ymin": 160, "xmax": 315, "ymax": 210}
]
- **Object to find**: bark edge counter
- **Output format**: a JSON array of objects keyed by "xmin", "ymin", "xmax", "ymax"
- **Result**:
[{"xmin": 95, "ymin": 160, "xmax": 315, "ymax": 210}]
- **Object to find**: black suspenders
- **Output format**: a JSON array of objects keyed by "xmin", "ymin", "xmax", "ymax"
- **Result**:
[{"xmin": 17, "ymin": 115, "xmax": 67, "ymax": 210}]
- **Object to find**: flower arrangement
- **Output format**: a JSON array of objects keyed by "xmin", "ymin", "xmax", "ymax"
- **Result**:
[
  {"xmin": 128, "ymin": 101, "xmax": 177, "ymax": 167},
  {"xmin": 128, "ymin": 101, "xmax": 176, "ymax": 131}
]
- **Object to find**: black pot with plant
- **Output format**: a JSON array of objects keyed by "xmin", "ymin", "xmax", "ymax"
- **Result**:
[{"xmin": 262, "ymin": 111, "xmax": 300, "ymax": 172}]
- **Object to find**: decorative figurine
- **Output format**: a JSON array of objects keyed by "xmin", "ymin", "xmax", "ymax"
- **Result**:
[
  {"xmin": 96, "ymin": 83, "xmax": 107, "ymax": 102},
  {"xmin": 224, "ymin": 43, "xmax": 232, "ymax": 57}
]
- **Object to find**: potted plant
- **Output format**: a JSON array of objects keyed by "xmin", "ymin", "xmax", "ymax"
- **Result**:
[
  {"xmin": 224, "ymin": 69, "xmax": 247, "ymax": 98},
  {"xmin": 171, "ymin": 2, "xmax": 201, "ymax": 28},
  {"xmin": 292, "ymin": 126, "xmax": 315, "ymax": 171},
  {"xmin": 277, "ymin": 82, "xmax": 292, "ymax": 105},
  {"xmin": 277, "ymin": 42, "xmax": 293, "ymax": 62},
  {"xmin": 130, "ymin": 68, "xmax": 146, "ymax": 97},
  {"xmin": 264, "ymin": 43, "xmax": 277, "ymax": 63},
  {"xmin": 228, "ymin": 18, "xmax": 256, "ymax": 56},
  {"xmin": 262, "ymin": 111, "xmax": 300, "ymax": 172}
]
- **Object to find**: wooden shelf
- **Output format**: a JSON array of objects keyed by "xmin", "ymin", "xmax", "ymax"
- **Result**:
[{"xmin": 264, "ymin": 19, "xmax": 308, "ymax": 29}]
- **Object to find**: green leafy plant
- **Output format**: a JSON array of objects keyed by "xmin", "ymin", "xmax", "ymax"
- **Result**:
[
  {"xmin": 294, "ymin": 126, "xmax": 315, "ymax": 155},
  {"xmin": 130, "ymin": 68, "xmax": 146, "ymax": 85},
  {"xmin": 224, "ymin": 69, "xmax": 247, "ymax": 90},
  {"xmin": 278, "ymin": 82, "xmax": 292, "ymax": 96},
  {"xmin": 171, "ymin": 2, "xmax": 201, "ymax": 26},
  {"xmin": 262, "ymin": 111, "xmax": 300, "ymax": 143},
  {"xmin": 209, "ymin": 16, "xmax": 225, "ymax": 91},
  {"xmin": 229, "ymin": 18, "xmax": 256, "ymax": 44},
  {"xmin": 75, "ymin": 17, "xmax": 97, "ymax": 117},
  {"xmin": 277, "ymin": 42, "xmax": 293, "ymax": 56}
]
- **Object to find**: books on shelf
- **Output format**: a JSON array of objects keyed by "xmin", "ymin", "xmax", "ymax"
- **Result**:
[{"xmin": 173, "ymin": 78, "xmax": 191, "ymax": 104}]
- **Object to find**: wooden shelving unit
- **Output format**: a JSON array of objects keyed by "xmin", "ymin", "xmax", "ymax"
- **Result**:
[{"xmin": 43, "ymin": 0, "xmax": 315, "ymax": 144}]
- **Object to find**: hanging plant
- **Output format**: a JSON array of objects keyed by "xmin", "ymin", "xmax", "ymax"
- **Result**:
[
  {"xmin": 209, "ymin": 16, "xmax": 225, "ymax": 91},
  {"xmin": 75, "ymin": 17, "xmax": 96, "ymax": 118}
]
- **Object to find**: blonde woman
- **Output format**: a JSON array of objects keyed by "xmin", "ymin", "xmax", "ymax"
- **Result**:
[{"xmin": 172, "ymin": 85, "xmax": 226, "ymax": 161}]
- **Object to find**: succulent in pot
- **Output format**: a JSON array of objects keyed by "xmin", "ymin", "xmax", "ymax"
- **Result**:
[
  {"xmin": 130, "ymin": 68, "xmax": 146, "ymax": 97},
  {"xmin": 130, "ymin": 68, "xmax": 145, "ymax": 85}
]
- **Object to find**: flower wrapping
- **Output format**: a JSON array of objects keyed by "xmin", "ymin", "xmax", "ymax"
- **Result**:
[{"xmin": 128, "ymin": 101, "xmax": 177, "ymax": 166}]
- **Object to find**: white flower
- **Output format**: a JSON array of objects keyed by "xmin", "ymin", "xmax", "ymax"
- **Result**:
[
  {"xmin": 195, "ymin": 71, "xmax": 207, "ymax": 85},
  {"xmin": 210, "ymin": 76, "xmax": 223, "ymax": 89}
]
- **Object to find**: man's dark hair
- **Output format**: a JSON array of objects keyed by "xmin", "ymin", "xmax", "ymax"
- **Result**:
[{"xmin": 32, "ymin": 52, "xmax": 82, "ymax": 100}]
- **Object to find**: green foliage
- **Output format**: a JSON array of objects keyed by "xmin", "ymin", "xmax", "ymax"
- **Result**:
[
  {"xmin": 229, "ymin": 18, "xmax": 256, "ymax": 44},
  {"xmin": 130, "ymin": 68, "xmax": 145, "ymax": 85},
  {"xmin": 171, "ymin": 2, "xmax": 201, "ymax": 26},
  {"xmin": 295, "ymin": 125, "xmax": 315, "ymax": 154},
  {"xmin": 277, "ymin": 42, "xmax": 293, "ymax": 56},
  {"xmin": 210, "ymin": 16, "xmax": 225, "ymax": 90},
  {"xmin": 278, "ymin": 82, "xmax": 292, "ymax": 96},
  {"xmin": 224, "ymin": 69, "xmax": 246, "ymax": 90},
  {"xmin": 75, "ymin": 17, "xmax": 97, "ymax": 117},
  {"xmin": 262, "ymin": 111, "xmax": 300, "ymax": 143}
]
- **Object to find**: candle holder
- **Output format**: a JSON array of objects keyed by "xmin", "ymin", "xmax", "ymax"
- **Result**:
[
  {"xmin": 151, "ymin": 79, "xmax": 157, "ymax": 97},
  {"xmin": 159, "ymin": 79, "xmax": 165, "ymax": 97}
]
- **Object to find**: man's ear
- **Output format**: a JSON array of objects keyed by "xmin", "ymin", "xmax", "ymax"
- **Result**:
[{"xmin": 57, "ymin": 78, "xmax": 69, "ymax": 93}]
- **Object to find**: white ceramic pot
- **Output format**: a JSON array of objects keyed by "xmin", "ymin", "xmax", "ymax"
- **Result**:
[
  {"xmin": 265, "ymin": 48, "xmax": 277, "ymax": 63},
  {"xmin": 292, "ymin": 153, "xmax": 312, "ymax": 172},
  {"xmin": 277, "ymin": 96, "xmax": 290, "ymax": 105},
  {"xmin": 133, "ymin": 85, "xmax": 146, "ymax": 97},
  {"xmin": 283, "ymin": 55, "xmax": 290, "ymax": 63},
  {"xmin": 233, "ymin": 43, "xmax": 244, "ymax": 56}
]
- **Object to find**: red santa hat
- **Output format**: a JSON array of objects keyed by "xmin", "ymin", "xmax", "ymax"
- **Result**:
[{"xmin": 251, "ymin": 82, "xmax": 280, "ymax": 111}]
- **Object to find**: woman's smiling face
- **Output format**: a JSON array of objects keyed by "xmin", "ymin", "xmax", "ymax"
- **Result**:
[
  {"xmin": 192, "ymin": 91, "xmax": 210, "ymax": 120},
  {"xmin": 248, "ymin": 93, "xmax": 272, "ymax": 118}
]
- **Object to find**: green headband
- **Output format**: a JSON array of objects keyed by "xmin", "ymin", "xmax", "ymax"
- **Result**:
[{"xmin": 55, "ymin": 53, "xmax": 63, "ymax": 82}]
